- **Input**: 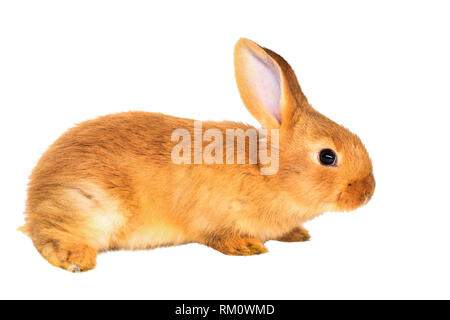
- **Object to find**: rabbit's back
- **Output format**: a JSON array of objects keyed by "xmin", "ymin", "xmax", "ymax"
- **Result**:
[{"xmin": 23, "ymin": 111, "xmax": 267, "ymax": 256}]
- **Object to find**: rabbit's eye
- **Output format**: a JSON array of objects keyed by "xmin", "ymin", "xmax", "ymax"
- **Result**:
[{"xmin": 319, "ymin": 149, "xmax": 337, "ymax": 166}]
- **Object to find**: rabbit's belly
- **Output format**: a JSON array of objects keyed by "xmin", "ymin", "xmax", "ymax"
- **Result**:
[
  {"xmin": 62, "ymin": 181, "xmax": 188, "ymax": 251},
  {"xmin": 119, "ymin": 223, "xmax": 189, "ymax": 250}
]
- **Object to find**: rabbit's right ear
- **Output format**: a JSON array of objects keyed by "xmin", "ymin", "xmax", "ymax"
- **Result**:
[{"xmin": 234, "ymin": 38, "xmax": 308, "ymax": 129}]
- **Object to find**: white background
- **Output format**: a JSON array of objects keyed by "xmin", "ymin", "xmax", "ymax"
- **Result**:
[{"xmin": 1, "ymin": 1, "xmax": 449, "ymax": 299}]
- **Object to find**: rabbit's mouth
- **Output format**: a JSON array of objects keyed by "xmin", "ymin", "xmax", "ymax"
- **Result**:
[{"xmin": 336, "ymin": 173, "xmax": 375, "ymax": 211}]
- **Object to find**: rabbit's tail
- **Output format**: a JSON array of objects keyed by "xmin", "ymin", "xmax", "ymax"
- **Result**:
[{"xmin": 17, "ymin": 223, "xmax": 30, "ymax": 235}]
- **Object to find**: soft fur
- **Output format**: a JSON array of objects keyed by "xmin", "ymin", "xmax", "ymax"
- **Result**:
[{"xmin": 21, "ymin": 39, "xmax": 375, "ymax": 272}]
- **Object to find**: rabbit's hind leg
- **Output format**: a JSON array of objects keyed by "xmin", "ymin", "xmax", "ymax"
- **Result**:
[
  {"xmin": 23, "ymin": 203, "xmax": 98, "ymax": 272},
  {"xmin": 24, "ymin": 210, "xmax": 98, "ymax": 272},
  {"xmin": 37, "ymin": 234, "xmax": 97, "ymax": 272},
  {"xmin": 23, "ymin": 182, "xmax": 126, "ymax": 272}
]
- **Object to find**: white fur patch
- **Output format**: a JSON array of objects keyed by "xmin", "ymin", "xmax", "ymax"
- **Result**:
[{"xmin": 64, "ymin": 182, "xmax": 126, "ymax": 250}]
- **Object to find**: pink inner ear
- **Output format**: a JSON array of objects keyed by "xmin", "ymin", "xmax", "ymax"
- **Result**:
[{"xmin": 246, "ymin": 52, "xmax": 282, "ymax": 123}]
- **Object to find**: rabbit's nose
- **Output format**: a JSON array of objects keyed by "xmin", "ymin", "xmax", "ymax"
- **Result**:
[
  {"xmin": 337, "ymin": 172, "xmax": 375, "ymax": 211},
  {"xmin": 361, "ymin": 173, "xmax": 375, "ymax": 203}
]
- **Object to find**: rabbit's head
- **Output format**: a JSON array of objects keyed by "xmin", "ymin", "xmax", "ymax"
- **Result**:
[{"xmin": 234, "ymin": 38, "xmax": 375, "ymax": 213}]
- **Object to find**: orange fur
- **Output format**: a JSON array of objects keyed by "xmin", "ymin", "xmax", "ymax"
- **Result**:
[{"xmin": 21, "ymin": 39, "xmax": 375, "ymax": 272}]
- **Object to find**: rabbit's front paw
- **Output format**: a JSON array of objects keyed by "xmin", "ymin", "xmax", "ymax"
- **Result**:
[
  {"xmin": 208, "ymin": 237, "xmax": 268, "ymax": 256},
  {"xmin": 276, "ymin": 226, "xmax": 311, "ymax": 242}
]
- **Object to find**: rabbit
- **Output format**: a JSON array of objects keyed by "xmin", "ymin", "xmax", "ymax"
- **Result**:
[{"xmin": 20, "ymin": 38, "xmax": 375, "ymax": 272}]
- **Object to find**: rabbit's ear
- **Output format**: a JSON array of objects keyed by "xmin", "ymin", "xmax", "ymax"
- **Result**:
[{"xmin": 234, "ymin": 38, "xmax": 308, "ymax": 129}]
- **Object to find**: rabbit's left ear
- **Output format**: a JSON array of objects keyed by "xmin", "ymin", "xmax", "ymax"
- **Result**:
[{"xmin": 234, "ymin": 38, "xmax": 308, "ymax": 129}]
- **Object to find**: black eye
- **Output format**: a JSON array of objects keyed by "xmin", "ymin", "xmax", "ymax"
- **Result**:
[{"xmin": 319, "ymin": 149, "xmax": 337, "ymax": 166}]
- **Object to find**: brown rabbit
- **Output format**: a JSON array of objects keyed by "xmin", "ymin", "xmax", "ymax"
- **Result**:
[{"xmin": 21, "ymin": 38, "xmax": 375, "ymax": 272}]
